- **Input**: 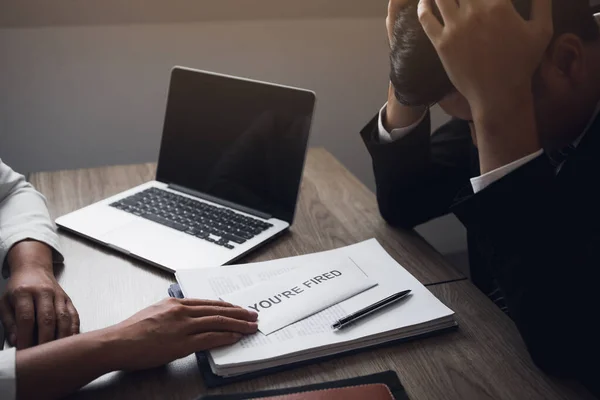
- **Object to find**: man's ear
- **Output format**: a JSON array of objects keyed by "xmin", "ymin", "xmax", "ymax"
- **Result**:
[{"xmin": 544, "ymin": 34, "xmax": 587, "ymax": 87}]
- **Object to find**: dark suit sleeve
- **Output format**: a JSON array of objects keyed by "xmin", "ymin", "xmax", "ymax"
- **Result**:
[
  {"xmin": 361, "ymin": 111, "xmax": 473, "ymax": 229},
  {"xmin": 452, "ymin": 156, "xmax": 600, "ymax": 390}
]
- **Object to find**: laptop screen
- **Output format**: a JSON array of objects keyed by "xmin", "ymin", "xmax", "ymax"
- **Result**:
[{"xmin": 156, "ymin": 68, "xmax": 315, "ymax": 223}]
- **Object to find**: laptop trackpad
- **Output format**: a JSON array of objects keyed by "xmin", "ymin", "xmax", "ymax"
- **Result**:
[{"xmin": 101, "ymin": 219, "xmax": 229, "ymax": 270}]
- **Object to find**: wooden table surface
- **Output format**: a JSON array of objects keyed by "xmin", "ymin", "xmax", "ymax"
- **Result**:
[{"xmin": 28, "ymin": 148, "xmax": 591, "ymax": 400}]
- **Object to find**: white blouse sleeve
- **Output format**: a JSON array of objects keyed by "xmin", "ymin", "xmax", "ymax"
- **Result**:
[{"xmin": 0, "ymin": 159, "xmax": 63, "ymax": 277}]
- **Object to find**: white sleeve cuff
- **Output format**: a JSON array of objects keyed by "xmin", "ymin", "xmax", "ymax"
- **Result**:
[
  {"xmin": 0, "ymin": 348, "xmax": 16, "ymax": 400},
  {"xmin": 470, "ymin": 149, "xmax": 544, "ymax": 194},
  {"xmin": 377, "ymin": 103, "xmax": 427, "ymax": 143}
]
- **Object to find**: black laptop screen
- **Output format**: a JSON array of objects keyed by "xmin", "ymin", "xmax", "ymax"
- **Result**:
[{"xmin": 156, "ymin": 68, "xmax": 315, "ymax": 223}]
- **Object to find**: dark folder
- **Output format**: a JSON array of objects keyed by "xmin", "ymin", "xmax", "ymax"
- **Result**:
[{"xmin": 195, "ymin": 371, "xmax": 409, "ymax": 400}]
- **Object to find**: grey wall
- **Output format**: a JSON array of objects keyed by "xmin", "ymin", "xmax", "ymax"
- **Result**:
[
  {"xmin": 1, "ymin": 18, "xmax": 390, "ymax": 184},
  {"xmin": 0, "ymin": 0, "xmax": 385, "ymax": 28},
  {"xmin": 0, "ymin": 4, "xmax": 468, "ymax": 268}
]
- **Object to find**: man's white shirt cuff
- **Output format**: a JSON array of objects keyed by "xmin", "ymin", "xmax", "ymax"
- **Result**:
[
  {"xmin": 377, "ymin": 103, "xmax": 427, "ymax": 143},
  {"xmin": 0, "ymin": 347, "xmax": 16, "ymax": 400},
  {"xmin": 470, "ymin": 149, "xmax": 544, "ymax": 194},
  {"xmin": 377, "ymin": 103, "xmax": 544, "ymax": 194}
]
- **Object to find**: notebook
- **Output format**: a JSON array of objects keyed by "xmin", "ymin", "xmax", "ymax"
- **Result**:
[
  {"xmin": 196, "ymin": 371, "xmax": 408, "ymax": 400},
  {"xmin": 175, "ymin": 239, "xmax": 457, "ymax": 379}
]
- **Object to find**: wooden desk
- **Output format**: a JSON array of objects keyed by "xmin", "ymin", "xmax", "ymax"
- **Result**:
[{"xmin": 28, "ymin": 148, "xmax": 591, "ymax": 399}]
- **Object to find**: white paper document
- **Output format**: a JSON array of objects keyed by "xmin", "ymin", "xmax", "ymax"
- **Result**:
[
  {"xmin": 175, "ymin": 239, "xmax": 456, "ymax": 377},
  {"xmin": 220, "ymin": 258, "xmax": 378, "ymax": 335}
]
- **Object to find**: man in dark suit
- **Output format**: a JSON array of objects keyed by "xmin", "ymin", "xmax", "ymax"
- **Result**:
[{"xmin": 363, "ymin": 0, "xmax": 600, "ymax": 393}]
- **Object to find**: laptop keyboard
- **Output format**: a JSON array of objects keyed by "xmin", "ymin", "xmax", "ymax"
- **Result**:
[{"xmin": 109, "ymin": 187, "xmax": 273, "ymax": 249}]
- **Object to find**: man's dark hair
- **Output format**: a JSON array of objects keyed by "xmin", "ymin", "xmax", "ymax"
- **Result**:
[{"xmin": 390, "ymin": 0, "xmax": 600, "ymax": 107}]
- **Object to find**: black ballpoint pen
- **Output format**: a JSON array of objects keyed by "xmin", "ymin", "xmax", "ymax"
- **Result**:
[{"xmin": 332, "ymin": 290, "xmax": 412, "ymax": 330}]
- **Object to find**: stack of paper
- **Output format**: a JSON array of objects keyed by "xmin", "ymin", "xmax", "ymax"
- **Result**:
[{"xmin": 176, "ymin": 239, "xmax": 456, "ymax": 377}]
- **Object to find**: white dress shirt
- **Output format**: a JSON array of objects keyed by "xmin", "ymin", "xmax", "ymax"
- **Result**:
[
  {"xmin": 0, "ymin": 159, "xmax": 63, "ymax": 400},
  {"xmin": 377, "ymin": 102, "xmax": 600, "ymax": 193}
]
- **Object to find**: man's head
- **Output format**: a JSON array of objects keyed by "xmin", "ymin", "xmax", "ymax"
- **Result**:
[{"xmin": 390, "ymin": 0, "xmax": 600, "ymax": 145}]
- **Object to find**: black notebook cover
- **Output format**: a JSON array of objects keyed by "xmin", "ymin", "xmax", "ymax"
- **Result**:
[
  {"xmin": 169, "ymin": 283, "xmax": 456, "ymax": 388},
  {"xmin": 196, "ymin": 370, "xmax": 409, "ymax": 400}
]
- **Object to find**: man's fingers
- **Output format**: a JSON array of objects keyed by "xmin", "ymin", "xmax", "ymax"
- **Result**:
[
  {"xmin": 191, "ymin": 332, "xmax": 244, "ymax": 351},
  {"xmin": 434, "ymin": 0, "xmax": 458, "ymax": 22},
  {"xmin": 187, "ymin": 306, "xmax": 258, "ymax": 322},
  {"xmin": 36, "ymin": 290, "xmax": 56, "ymax": 345},
  {"xmin": 12, "ymin": 293, "xmax": 35, "ymax": 349},
  {"xmin": 189, "ymin": 315, "xmax": 258, "ymax": 335},
  {"xmin": 530, "ymin": 0, "xmax": 553, "ymax": 34},
  {"xmin": 66, "ymin": 300, "xmax": 80, "ymax": 335},
  {"xmin": 419, "ymin": 0, "xmax": 444, "ymax": 40},
  {"xmin": 54, "ymin": 296, "xmax": 72, "ymax": 339},
  {"xmin": 178, "ymin": 298, "xmax": 236, "ymax": 308},
  {"xmin": 0, "ymin": 297, "xmax": 17, "ymax": 346}
]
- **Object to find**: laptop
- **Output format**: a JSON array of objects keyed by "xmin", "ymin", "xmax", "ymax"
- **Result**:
[{"xmin": 56, "ymin": 67, "xmax": 316, "ymax": 272}]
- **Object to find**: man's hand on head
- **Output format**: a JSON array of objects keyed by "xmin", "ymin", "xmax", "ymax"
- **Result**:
[
  {"xmin": 0, "ymin": 240, "xmax": 80, "ymax": 349},
  {"xmin": 418, "ymin": 0, "xmax": 552, "ymax": 173},
  {"xmin": 418, "ymin": 0, "xmax": 553, "ymax": 115}
]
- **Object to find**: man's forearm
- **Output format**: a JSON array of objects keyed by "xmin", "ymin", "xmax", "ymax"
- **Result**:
[
  {"xmin": 16, "ymin": 327, "xmax": 121, "ymax": 400},
  {"xmin": 384, "ymin": 83, "xmax": 428, "ymax": 132},
  {"xmin": 472, "ymin": 90, "xmax": 542, "ymax": 174}
]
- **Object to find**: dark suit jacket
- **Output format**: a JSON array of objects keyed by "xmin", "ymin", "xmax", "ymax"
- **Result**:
[{"xmin": 361, "ymin": 112, "xmax": 600, "ymax": 395}]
